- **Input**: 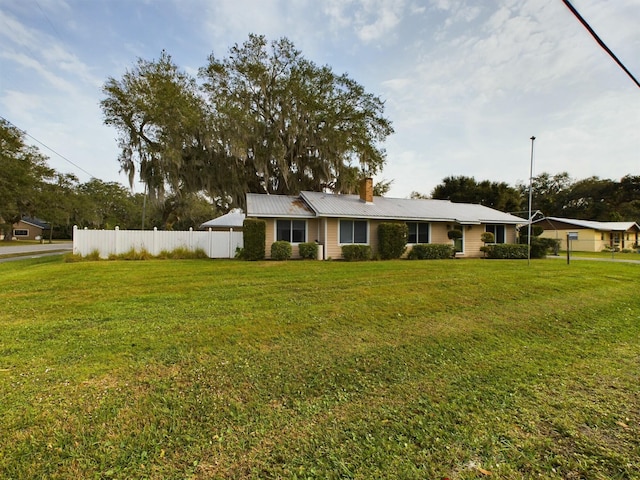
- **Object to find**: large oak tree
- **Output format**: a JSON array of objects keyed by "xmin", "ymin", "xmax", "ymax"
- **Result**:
[{"xmin": 100, "ymin": 35, "xmax": 393, "ymax": 210}]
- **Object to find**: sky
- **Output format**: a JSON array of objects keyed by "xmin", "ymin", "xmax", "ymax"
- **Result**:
[{"xmin": 1, "ymin": 0, "xmax": 638, "ymax": 200}]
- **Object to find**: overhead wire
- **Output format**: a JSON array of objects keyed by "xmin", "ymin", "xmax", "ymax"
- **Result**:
[
  {"xmin": 1, "ymin": 114, "xmax": 97, "ymax": 179},
  {"xmin": 561, "ymin": 0, "xmax": 640, "ymax": 89},
  {"xmin": 1, "ymin": 3, "xmax": 97, "ymax": 180}
]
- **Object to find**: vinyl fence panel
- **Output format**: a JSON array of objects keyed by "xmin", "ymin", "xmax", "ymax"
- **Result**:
[{"xmin": 73, "ymin": 226, "xmax": 243, "ymax": 259}]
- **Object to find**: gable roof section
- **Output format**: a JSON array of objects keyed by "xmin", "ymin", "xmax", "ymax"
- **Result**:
[
  {"xmin": 246, "ymin": 193, "xmax": 315, "ymax": 218},
  {"xmin": 534, "ymin": 217, "xmax": 640, "ymax": 232},
  {"xmin": 247, "ymin": 191, "xmax": 524, "ymax": 224},
  {"xmin": 200, "ymin": 211, "xmax": 246, "ymax": 229}
]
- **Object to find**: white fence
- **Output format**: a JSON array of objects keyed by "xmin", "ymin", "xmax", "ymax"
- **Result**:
[{"xmin": 73, "ymin": 226, "xmax": 243, "ymax": 259}]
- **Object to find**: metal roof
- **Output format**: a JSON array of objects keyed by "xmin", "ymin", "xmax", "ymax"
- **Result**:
[
  {"xmin": 246, "ymin": 193, "xmax": 316, "ymax": 218},
  {"xmin": 535, "ymin": 217, "xmax": 640, "ymax": 232},
  {"xmin": 200, "ymin": 211, "xmax": 245, "ymax": 229},
  {"xmin": 300, "ymin": 191, "xmax": 524, "ymax": 224},
  {"xmin": 247, "ymin": 191, "xmax": 525, "ymax": 224}
]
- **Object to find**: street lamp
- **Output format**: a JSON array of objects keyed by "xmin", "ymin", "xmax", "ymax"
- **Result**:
[{"xmin": 527, "ymin": 136, "xmax": 536, "ymax": 266}]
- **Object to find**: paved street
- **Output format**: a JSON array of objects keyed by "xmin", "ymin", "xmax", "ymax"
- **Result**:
[{"xmin": 0, "ymin": 242, "xmax": 73, "ymax": 263}]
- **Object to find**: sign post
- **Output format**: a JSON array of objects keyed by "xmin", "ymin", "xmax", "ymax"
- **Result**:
[{"xmin": 567, "ymin": 232, "xmax": 578, "ymax": 264}]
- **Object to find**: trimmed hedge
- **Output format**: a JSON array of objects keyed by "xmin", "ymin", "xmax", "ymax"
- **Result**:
[
  {"xmin": 271, "ymin": 241, "xmax": 292, "ymax": 260},
  {"xmin": 378, "ymin": 223, "xmax": 408, "ymax": 260},
  {"xmin": 407, "ymin": 244, "xmax": 454, "ymax": 260},
  {"xmin": 242, "ymin": 218, "xmax": 266, "ymax": 261},
  {"xmin": 518, "ymin": 236, "xmax": 558, "ymax": 259},
  {"xmin": 298, "ymin": 242, "xmax": 318, "ymax": 260},
  {"xmin": 484, "ymin": 244, "xmax": 528, "ymax": 259},
  {"xmin": 341, "ymin": 244, "xmax": 371, "ymax": 261}
]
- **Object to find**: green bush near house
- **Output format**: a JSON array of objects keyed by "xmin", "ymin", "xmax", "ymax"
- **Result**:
[
  {"xmin": 298, "ymin": 242, "xmax": 318, "ymax": 260},
  {"xmin": 271, "ymin": 241, "xmax": 292, "ymax": 260},
  {"xmin": 519, "ymin": 236, "xmax": 558, "ymax": 259},
  {"xmin": 484, "ymin": 243, "xmax": 529, "ymax": 259},
  {"xmin": 378, "ymin": 223, "xmax": 408, "ymax": 260},
  {"xmin": 242, "ymin": 218, "xmax": 266, "ymax": 261},
  {"xmin": 447, "ymin": 229, "xmax": 463, "ymax": 240},
  {"xmin": 407, "ymin": 243, "xmax": 455, "ymax": 260},
  {"xmin": 341, "ymin": 244, "xmax": 371, "ymax": 261},
  {"xmin": 481, "ymin": 232, "xmax": 495, "ymax": 244}
]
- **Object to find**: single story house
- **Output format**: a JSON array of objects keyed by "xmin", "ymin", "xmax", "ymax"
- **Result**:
[
  {"xmin": 533, "ymin": 217, "xmax": 640, "ymax": 252},
  {"xmin": 199, "ymin": 211, "xmax": 246, "ymax": 231},
  {"xmin": 10, "ymin": 217, "xmax": 50, "ymax": 241},
  {"xmin": 246, "ymin": 178, "xmax": 525, "ymax": 259}
]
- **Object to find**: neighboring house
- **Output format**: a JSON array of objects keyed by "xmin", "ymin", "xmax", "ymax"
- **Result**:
[
  {"xmin": 11, "ymin": 217, "xmax": 50, "ymax": 241},
  {"xmin": 533, "ymin": 217, "xmax": 640, "ymax": 252},
  {"xmin": 199, "ymin": 211, "xmax": 246, "ymax": 231},
  {"xmin": 246, "ymin": 178, "xmax": 525, "ymax": 259}
]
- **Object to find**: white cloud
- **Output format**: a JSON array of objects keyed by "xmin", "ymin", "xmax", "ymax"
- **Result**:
[{"xmin": 321, "ymin": 0, "xmax": 406, "ymax": 43}]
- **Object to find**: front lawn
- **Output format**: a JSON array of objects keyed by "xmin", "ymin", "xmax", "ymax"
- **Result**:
[{"xmin": 1, "ymin": 257, "xmax": 638, "ymax": 479}]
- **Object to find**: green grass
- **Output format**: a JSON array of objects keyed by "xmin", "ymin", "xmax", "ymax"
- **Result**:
[{"xmin": 1, "ymin": 257, "xmax": 638, "ymax": 479}]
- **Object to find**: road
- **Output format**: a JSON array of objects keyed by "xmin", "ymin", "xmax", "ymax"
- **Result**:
[{"xmin": 0, "ymin": 242, "xmax": 73, "ymax": 263}]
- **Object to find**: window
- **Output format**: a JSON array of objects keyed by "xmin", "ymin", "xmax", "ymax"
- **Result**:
[
  {"xmin": 339, "ymin": 220, "xmax": 368, "ymax": 244},
  {"xmin": 276, "ymin": 220, "xmax": 306, "ymax": 243},
  {"xmin": 485, "ymin": 224, "xmax": 506, "ymax": 243},
  {"xmin": 13, "ymin": 229, "xmax": 28, "ymax": 237},
  {"xmin": 406, "ymin": 222, "xmax": 429, "ymax": 244}
]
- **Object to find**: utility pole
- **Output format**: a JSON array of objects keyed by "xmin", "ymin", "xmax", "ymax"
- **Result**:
[{"xmin": 527, "ymin": 136, "xmax": 536, "ymax": 266}]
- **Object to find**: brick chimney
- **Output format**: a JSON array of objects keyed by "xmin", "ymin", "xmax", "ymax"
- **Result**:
[{"xmin": 359, "ymin": 177, "xmax": 373, "ymax": 203}]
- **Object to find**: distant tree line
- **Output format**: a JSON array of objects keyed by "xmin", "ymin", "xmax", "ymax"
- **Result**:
[
  {"xmin": 1, "ymin": 118, "xmax": 217, "ymax": 240},
  {"xmin": 414, "ymin": 173, "xmax": 640, "ymax": 222}
]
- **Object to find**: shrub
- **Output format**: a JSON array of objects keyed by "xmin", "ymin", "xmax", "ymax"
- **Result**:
[
  {"xmin": 271, "ymin": 241, "xmax": 292, "ymax": 260},
  {"xmin": 484, "ymin": 244, "xmax": 529, "ymax": 259},
  {"xmin": 242, "ymin": 218, "xmax": 266, "ymax": 261},
  {"xmin": 447, "ymin": 229, "xmax": 463, "ymax": 240},
  {"xmin": 298, "ymin": 242, "xmax": 318, "ymax": 260},
  {"xmin": 158, "ymin": 247, "xmax": 208, "ymax": 259},
  {"xmin": 519, "ymin": 236, "xmax": 557, "ymax": 258},
  {"xmin": 115, "ymin": 248, "xmax": 153, "ymax": 261},
  {"xmin": 481, "ymin": 232, "xmax": 495, "ymax": 244},
  {"xmin": 407, "ymin": 244, "xmax": 454, "ymax": 260},
  {"xmin": 378, "ymin": 223, "xmax": 408, "ymax": 260},
  {"xmin": 341, "ymin": 244, "xmax": 371, "ymax": 261}
]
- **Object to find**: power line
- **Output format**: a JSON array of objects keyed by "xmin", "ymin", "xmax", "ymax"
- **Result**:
[
  {"xmin": 34, "ymin": 0, "xmax": 64, "ymax": 43},
  {"xmin": 1, "ymin": 114, "xmax": 97, "ymax": 179},
  {"xmin": 561, "ymin": 0, "xmax": 640, "ymax": 89}
]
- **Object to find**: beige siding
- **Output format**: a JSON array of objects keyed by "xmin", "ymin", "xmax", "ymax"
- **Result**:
[
  {"xmin": 263, "ymin": 219, "xmax": 276, "ymax": 259},
  {"xmin": 324, "ymin": 219, "xmax": 342, "ymax": 259},
  {"xmin": 540, "ymin": 228, "xmax": 606, "ymax": 252},
  {"xmin": 12, "ymin": 220, "xmax": 44, "ymax": 241},
  {"xmin": 257, "ymin": 216, "xmax": 519, "ymax": 259},
  {"xmin": 261, "ymin": 217, "xmax": 322, "ymax": 259},
  {"xmin": 430, "ymin": 223, "xmax": 451, "ymax": 244}
]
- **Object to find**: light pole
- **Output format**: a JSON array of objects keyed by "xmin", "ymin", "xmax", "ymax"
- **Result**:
[{"xmin": 527, "ymin": 136, "xmax": 536, "ymax": 266}]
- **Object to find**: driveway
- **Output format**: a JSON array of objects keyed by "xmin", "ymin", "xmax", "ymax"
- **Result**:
[{"xmin": 0, "ymin": 242, "xmax": 73, "ymax": 263}]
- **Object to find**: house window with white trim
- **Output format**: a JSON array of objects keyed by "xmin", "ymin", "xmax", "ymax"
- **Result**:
[
  {"xmin": 13, "ymin": 229, "xmax": 29, "ymax": 237},
  {"xmin": 339, "ymin": 220, "xmax": 368, "ymax": 244},
  {"xmin": 276, "ymin": 220, "xmax": 306, "ymax": 243},
  {"xmin": 406, "ymin": 222, "xmax": 429, "ymax": 244},
  {"xmin": 485, "ymin": 224, "xmax": 506, "ymax": 243}
]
